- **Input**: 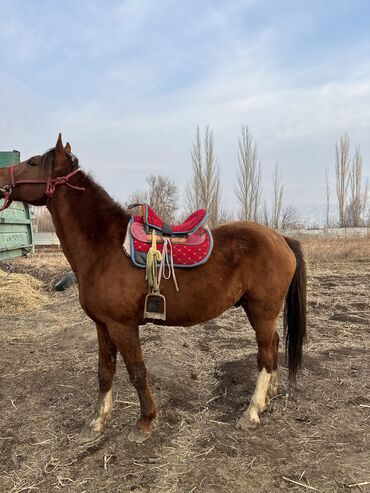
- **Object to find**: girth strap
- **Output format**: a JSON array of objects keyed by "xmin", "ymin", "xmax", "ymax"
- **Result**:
[{"xmin": 161, "ymin": 223, "xmax": 173, "ymax": 236}]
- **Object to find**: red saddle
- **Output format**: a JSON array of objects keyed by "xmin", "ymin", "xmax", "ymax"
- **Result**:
[
  {"xmin": 128, "ymin": 204, "xmax": 213, "ymax": 268},
  {"xmin": 132, "ymin": 203, "xmax": 207, "ymax": 235}
]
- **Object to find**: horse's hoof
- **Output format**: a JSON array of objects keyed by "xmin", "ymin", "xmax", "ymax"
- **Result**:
[
  {"xmin": 128, "ymin": 427, "xmax": 152, "ymax": 444},
  {"xmin": 236, "ymin": 411, "xmax": 260, "ymax": 431},
  {"xmin": 79, "ymin": 425, "xmax": 101, "ymax": 443}
]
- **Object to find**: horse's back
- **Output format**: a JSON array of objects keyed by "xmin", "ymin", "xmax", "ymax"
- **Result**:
[{"xmin": 212, "ymin": 220, "xmax": 296, "ymax": 264}]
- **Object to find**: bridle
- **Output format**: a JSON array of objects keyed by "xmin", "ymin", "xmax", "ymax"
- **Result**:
[{"xmin": 0, "ymin": 164, "xmax": 85, "ymax": 212}]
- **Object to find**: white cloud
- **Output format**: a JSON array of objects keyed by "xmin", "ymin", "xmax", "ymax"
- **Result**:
[{"xmin": 0, "ymin": 0, "xmax": 369, "ymax": 218}]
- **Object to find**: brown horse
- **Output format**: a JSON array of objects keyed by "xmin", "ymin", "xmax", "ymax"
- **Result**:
[{"xmin": 0, "ymin": 135, "xmax": 306, "ymax": 443}]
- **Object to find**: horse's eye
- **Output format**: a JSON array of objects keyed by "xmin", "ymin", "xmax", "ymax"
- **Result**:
[{"xmin": 28, "ymin": 159, "xmax": 35, "ymax": 166}]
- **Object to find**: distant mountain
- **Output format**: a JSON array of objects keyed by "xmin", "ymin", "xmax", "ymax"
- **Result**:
[{"xmin": 294, "ymin": 203, "xmax": 337, "ymax": 228}]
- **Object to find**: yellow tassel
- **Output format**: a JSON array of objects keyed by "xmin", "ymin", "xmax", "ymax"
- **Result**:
[{"xmin": 145, "ymin": 230, "xmax": 162, "ymax": 290}]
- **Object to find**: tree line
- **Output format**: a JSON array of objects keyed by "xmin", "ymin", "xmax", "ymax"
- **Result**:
[
  {"xmin": 128, "ymin": 126, "xmax": 369, "ymax": 229},
  {"xmin": 326, "ymin": 133, "xmax": 369, "ymax": 228},
  {"xmin": 128, "ymin": 125, "xmax": 297, "ymax": 229},
  {"xmin": 33, "ymin": 127, "xmax": 369, "ymax": 231}
]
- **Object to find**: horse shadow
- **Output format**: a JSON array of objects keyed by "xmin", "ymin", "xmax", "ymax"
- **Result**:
[
  {"xmin": 210, "ymin": 354, "xmax": 288, "ymax": 419},
  {"xmin": 209, "ymin": 356, "xmax": 257, "ymax": 416}
]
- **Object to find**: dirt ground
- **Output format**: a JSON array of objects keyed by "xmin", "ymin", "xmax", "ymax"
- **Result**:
[{"xmin": 0, "ymin": 239, "xmax": 369, "ymax": 493}]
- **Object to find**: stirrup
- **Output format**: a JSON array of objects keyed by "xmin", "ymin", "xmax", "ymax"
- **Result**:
[{"xmin": 144, "ymin": 291, "xmax": 166, "ymax": 321}]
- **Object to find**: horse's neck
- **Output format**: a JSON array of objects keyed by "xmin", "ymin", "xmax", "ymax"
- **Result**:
[{"xmin": 47, "ymin": 173, "xmax": 129, "ymax": 273}]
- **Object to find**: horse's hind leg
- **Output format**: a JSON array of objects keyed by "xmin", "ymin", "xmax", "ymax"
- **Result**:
[
  {"xmin": 268, "ymin": 331, "xmax": 279, "ymax": 398},
  {"xmin": 81, "ymin": 323, "xmax": 117, "ymax": 440},
  {"xmin": 237, "ymin": 309, "xmax": 279, "ymax": 430}
]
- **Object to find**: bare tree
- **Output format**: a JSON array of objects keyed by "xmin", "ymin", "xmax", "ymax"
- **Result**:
[
  {"xmin": 271, "ymin": 162, "xmax": 283, "ymax": 229},
  {"xmin": 146, "ymin": 175, "xmax": 179, "ymax": 223},
  {"xmin": 186, "ymin": 125, "xmax": 222, "ymax": 227},
  {"xmin": 235, "ymin": 126, "xmax": 262, "ymax": 221},
  {"xmin": 262, "ymin": 200, "xmax": 270, "ymax": 226},
  {"xmin": 32, "ymin": 206, "xmax": 55, "ymax": 232},
  {"xmin": 324, "ymin": 168, "xmax": 330, "ymax": 228},
  {"xmin": 127, "ymin": 174, "xmax": 179, "ymax": 223},
  {"xmin": 281, "ymin": 205, "xmax": 301, "ymax": 230},
  {"xmin": 126, "ymin": 190, "xmax": 148, "ymax": 209},
  {"xmin": 345, "ymin": 147, "xmax": 369, "ymax": 226},
  {"xmin": 335, "ymin": 134, "xmax": 351, "ymax": 227},
  {"xmin": 366, "ymin": 209, "xmax": 370, "ymax": 227},
  {"xmin": 217, "ymin": 208, "xmax": 234, "ymax": 224}
]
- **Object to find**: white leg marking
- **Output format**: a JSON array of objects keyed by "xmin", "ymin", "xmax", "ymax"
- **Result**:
[
  {"xmin": 268, "ymin": 370, "xmax": 278, "ymax": 397},
  {"xmin": 88, "ymin": 390, "xmax": 112, "ymax": 433},
  {"xmin": 236, "ymin": 368, "xmax": 271, "ymax": 430}
]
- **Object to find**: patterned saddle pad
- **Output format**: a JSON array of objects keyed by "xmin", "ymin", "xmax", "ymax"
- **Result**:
[{"xmin": 123, "ymin": 211, "xmax": 213, "ymax": 268}]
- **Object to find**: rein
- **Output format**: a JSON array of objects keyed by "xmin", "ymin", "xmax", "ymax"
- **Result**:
[{"xmin": 0, "ymin": 165, "xmax": 85, "ymax": 212}]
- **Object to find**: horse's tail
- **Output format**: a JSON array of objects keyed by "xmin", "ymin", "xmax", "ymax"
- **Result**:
[{"xmin": 283, "ymin": 236, "xmax": 307, "ymax": 383}]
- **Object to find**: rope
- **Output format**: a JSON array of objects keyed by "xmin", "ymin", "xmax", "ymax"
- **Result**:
[
  {"xmin": 0, "ymin": 167, "xmax": 85, "ymax": 212},
  {"xmin": 145, "ymin": 231, "xmax": 180, "ymax": 293},
  {"xmin": 159, "ymin": 238, "xmax": 179, "ymax": 292},
  {"xmin": 145, "ymin": 230, "xmax": 162, "ymax": 292}
]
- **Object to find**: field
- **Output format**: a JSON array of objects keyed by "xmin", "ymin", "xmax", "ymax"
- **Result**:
[{"xmin": 0, "ymin": 238, "xmax": 369, "ymax": 493}]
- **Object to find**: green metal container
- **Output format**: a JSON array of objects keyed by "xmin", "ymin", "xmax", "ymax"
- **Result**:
[{"xmin": 0, "ymin": 151, "xmax": 35, "ymax": 260}]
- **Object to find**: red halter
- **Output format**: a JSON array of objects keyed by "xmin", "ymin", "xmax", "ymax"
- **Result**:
[{"xmin": 0, "ymin": 164, "xmax": 85, "ymax": 212}]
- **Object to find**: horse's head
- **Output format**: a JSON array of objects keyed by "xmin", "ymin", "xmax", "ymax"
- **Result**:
[{"xmin": 0, "ymin": 134, "xmax": 81, "ymax": 209}]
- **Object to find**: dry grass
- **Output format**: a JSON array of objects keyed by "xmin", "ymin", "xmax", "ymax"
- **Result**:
[
  {"xmin": 0, "ymin": 268, "xmax": 49, "ymax": 314},
  {"xmin": 0, "ymin": 242, "xmax": 369, "ymax": 493},
  {"xmin": 301, "ymin": 236, "xmax": 370, "ymax": 263},
  {"xmin": 0, "ymin": 248, "xmax": 70, "ymax": 287}
]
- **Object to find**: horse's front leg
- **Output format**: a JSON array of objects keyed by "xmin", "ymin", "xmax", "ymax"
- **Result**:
[
  {"xmin": 109, "ymin": 320, "xmax": 157, "ymax": 444},
  {"xmin": 80, "ymin": 323, "xmax": 117, "ymax": 440}
]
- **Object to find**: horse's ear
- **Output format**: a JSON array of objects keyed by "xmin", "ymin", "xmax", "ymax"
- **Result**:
[
  {"xmin": 55, "ymin": 133, "xmax": 65, "ymax": 162},
  {"xmin": 64, "ymin": 142, "xmax": 71, "ymax": 154}
]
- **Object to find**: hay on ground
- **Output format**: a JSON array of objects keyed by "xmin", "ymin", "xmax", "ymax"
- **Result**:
[{"xmin": 0, "ymin": 269, "xmax": 48, "ymax": 314}]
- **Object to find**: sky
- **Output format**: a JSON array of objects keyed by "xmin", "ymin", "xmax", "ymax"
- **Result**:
[{"xmin": 1, "ymin": 0, "xmax": 370, "ymax": 220}]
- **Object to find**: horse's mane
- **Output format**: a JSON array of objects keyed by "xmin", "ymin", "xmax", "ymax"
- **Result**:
[
  {"xmin": 79, "ymin": 171, "xmax": 131, "ymax": 224},
  {"xmin": 43, "ymin": 148, "xmax": 131, "ymax": 241}
]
